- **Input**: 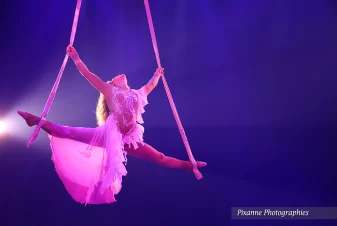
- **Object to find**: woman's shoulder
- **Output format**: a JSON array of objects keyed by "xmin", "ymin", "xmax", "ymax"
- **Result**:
[{"xmin": 132, "ymin": 87, "xmax": 147, "ymax": 96}]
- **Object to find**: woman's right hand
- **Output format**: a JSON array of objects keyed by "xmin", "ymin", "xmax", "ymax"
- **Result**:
[{"xmin": 66, "ymin": 45, "xmax": 78, "ymax": 57}]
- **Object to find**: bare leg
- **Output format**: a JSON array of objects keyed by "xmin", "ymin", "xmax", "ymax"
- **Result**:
[
  {"xmin": 125, "ymin": 142, "xmax": 207, "ymax": 171},
  {"xmin": 18, "ymin": 111, "xmax": 206, "ymax": 171},
  {"xmin": 17, "ymin": 110, "xmax": 103, "ymax": 147}
]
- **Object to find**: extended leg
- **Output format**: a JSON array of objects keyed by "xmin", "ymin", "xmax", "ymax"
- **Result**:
[
  {"xmin": 18, "ymin": 110, "xmax": 104, "ymax": 147},
  {"xmin": 125, "ymin": 142, "xmax": 206, "ymax": 171}
]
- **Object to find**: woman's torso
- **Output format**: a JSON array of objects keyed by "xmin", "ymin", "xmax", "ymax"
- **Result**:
[{"xmin": 106, "ymin": 87, "xmax": 138, "ymax": 134}]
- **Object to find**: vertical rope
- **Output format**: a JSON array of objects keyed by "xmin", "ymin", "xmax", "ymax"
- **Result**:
[
  {"xmin": 27, "ymin": 0, "xmax": 83, "ymax": 147},
  {"xmin": 144, "ymin": 0, "xmax": 202, "ymax": 179}
]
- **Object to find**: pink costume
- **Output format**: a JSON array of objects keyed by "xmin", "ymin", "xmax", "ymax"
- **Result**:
[{"xmin": 48, "ymin": 86, "xmax": 148, "ymax": 204}]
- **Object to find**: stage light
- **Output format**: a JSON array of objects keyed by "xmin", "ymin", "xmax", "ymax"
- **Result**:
[{"xmin": 0, "ymin": 120, "xmax": 7, "ymax": 134}]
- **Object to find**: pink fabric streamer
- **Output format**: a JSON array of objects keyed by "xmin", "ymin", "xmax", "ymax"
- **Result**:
[
  {"xmin": 144, "ymin": 0, "xmax": 202, "ymax": 180},
  {"xmin": 27, "ymin": 0, "xmax": 82, "ymax": 147}
]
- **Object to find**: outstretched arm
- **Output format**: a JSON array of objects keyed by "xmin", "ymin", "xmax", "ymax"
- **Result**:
[
  {"xmin": 142, "ymin": 67, "xmax": 164, "ymax": 95},
  {"xmin": 67, "ymin": 46, "xmax": 111, "ymax": 96}
]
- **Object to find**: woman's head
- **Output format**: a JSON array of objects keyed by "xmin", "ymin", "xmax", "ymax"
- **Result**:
[{"xmin": 111, "ymin": 74, "xmax": 128, "ymax": 88}]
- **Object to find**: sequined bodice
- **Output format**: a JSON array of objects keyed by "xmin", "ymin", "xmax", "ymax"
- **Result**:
[{"xmin": 106, "ymin": 87, "xmax": 138, "ymax": 133}]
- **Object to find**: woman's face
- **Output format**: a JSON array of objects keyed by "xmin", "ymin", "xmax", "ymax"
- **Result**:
[{"xmin": 112, "ymin": 74, "xmax": 128, "ymax": 87}]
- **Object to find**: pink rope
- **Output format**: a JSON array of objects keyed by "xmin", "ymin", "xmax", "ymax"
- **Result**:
[
  {"xmin": 27, "ymin": 0, "xmax": 82, "ymax": 147},
  {"xmin": 144, "ymin": 0, "xmax": 202, "ymax": 180}
]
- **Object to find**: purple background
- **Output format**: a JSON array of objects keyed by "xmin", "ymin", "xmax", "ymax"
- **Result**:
[{"xmin": 0, "ymin": 0, "xmax": 336, "ymax": 226}]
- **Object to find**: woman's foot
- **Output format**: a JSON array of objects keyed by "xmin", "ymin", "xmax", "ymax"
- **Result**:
[
  {"xmin": 17, "ymin": 110, "xmax": 40, "ymax": 127},
  {"xmin": 186, "ymin": 161, "xmax": 207, "ymax": 172}
]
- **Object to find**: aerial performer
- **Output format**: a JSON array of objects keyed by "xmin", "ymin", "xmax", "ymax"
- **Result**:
[{"xmin": 18, "ymin": 0, "xmax": 206, "ymax": 204}]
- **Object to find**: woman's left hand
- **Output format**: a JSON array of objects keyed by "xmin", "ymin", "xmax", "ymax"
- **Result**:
[{"xmin": 154, "ymin": 67, "xmax": 164, "ymax": 76}]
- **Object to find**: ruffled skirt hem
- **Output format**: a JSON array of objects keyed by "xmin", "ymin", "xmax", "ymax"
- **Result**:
[{"xmin": 49, "ymin": 115, "xmax": 144, "ymax": 204}]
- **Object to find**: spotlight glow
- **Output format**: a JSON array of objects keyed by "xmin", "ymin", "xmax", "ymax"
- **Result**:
[{"xmin": 0, "ymin": 121, "xmax": 6, "ymax": 134}]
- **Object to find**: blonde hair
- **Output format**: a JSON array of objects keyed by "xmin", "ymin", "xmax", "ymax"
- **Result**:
[{"xmin": 95, "ymin": 81, "xmax": 112, "ymax": 126}]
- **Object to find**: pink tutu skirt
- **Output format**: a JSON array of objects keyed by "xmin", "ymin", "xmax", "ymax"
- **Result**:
[{"xmin": 48, "ymin": 115, "xmax": 144, "ymax": 204}]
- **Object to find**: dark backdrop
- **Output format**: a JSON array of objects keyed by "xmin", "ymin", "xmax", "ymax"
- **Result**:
[{"xmin": 0, "ymin": 0, "xmax": 336, "ymax": 225}]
